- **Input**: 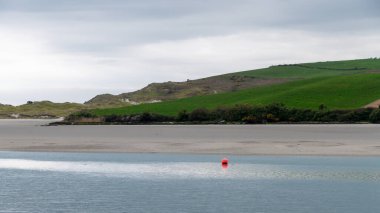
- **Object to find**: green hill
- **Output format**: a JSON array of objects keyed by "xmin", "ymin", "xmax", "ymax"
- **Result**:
[
  {"xmin": 91, "ymin": 73, "xmax": 380, "ymax": 116},
  {"xmin": 233, "ymin": 58, "xmax": 380, "ymax": 79},
  {"xmin": 86, "ymin": 58, "xmax": 380, "ymax": 106},
  {"xmin": 3, "ymin": 58, "xmax": 380, "ymax": 118},
  {"xmin": 86, "ymin": 58, "xmax": 380, "ymax": 117},
  {"xmin": 86, "ymin": 76, "xmax": 288, "ymax": 105}
]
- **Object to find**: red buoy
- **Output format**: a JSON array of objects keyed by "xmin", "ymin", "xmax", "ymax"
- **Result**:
[{"xmin": 221, "ymin": 158, "xmax": 229, "ymax": 166}]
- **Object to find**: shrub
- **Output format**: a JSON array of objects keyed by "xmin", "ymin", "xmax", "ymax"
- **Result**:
[
  {"xmin": 150, "ymin": 113, "xmax": 174, "ymax": 122},
  {"xmin": 288, "ymin": 109, "xmax": 316, "ymax": 122},
  {"xmin": 140, "ymin": 112, "xmax": 153, "ymax": 122},
  {"xmin": 264, "ymin": 103, "xmax": 288, "ymax": 121},
  {"xmin": 313, "ymin": 110, "xmax": 347, "ymax": 122},
  {"xmin": 177, "ymin": 110, "xmax": 190, "ymax": 121},
  {"xmin": 338, "ymin": 108, "xmax": 373, "ymax": 122},
  {"xmin": 66, "ymin": 110, "xmax": 96, "ymax": 122},
  {"xmin": 250, "ymin": 106, "xmax": 266, "ymax": 122},
  {"xmin": 138, "ymin": 113, "xmax": 173, "ymax": 123},
  {"xmin": 369, "ymin": 109, "xmax": 380, "ymax": 123},
  {"xmin": 104, "ymin": 114, "xmax": 121, "ymax": 122},
  {"xmin": 265, "ymin": 113, "xmax": 279, "ymax": 122},
  {"xmin": 67, "ymin": 103, "xmax": 379, "ymax": 124},
  {"xmin": 189, "ymin": 108, "xmax": 210, "ymax": 121},
  {"xmin": 226, "ymin": 104, "xmax": 254, "ymax": 121},
  {"xmin": 103, "ymin": 113, "xmax": 173, "ymax": 123},
  {"xmin": 242, "ymin": 115, "xmax": 258, "ymax": 124},
  {"xmin": 211, "ymin": 106, "xmax": 229, "ymax": 121}
]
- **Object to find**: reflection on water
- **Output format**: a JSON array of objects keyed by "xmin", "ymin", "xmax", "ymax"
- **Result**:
[{"xmin": 1, "ymin": 158, "xmax": 380, "ymax": 182}]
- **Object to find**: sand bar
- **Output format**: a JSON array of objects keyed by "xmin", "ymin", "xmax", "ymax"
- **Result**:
[{"xmin": 1, "ymin": 119, "xmax": 380, "ymax": 156}]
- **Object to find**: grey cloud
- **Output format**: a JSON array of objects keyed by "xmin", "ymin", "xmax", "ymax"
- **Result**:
[
  {"xmin": 2, "ymin": 0, "xmax": 380, "ymax": 55},
  {"xmin": 0, "ymin": 0, "xmax": 380, "ymax": 104},
  {"xmin": 1, "ymin": 0, "xmax": 379, "ymax": 55}
]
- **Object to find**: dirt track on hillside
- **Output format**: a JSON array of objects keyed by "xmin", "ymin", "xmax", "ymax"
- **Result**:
[{"xmin": 364, "ymin": 99, "xmax": 380, "ymax": 108}]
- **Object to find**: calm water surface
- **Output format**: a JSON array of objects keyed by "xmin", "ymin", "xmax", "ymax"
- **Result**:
[{"xmin": 1, "ymin": 151, "xmax": 380, "ymax": 213}]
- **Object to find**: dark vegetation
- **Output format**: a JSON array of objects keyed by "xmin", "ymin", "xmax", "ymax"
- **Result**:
[{"xmin": 63, "ymin": 104, "xmax": 380, "ymax": 124}]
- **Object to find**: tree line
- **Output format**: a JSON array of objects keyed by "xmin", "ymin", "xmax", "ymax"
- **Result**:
[{"xmin": 65, "ymin": 103, "xmax": 380, "ymax": 124}]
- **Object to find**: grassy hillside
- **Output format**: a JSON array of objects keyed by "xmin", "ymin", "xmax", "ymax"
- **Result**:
[
  {"xmin": 0, "ymin": 100, "xmax": 135, "ymax": 118},
  {"xmin": 3, "ymin": 58, "xmax": 380, "ymax": 118},
  {"xmin": 0, "ymin": 101, "xmax": 85, "ymax": 118},
  {"xmin": 86, "ymin": 76, "xmax": 288, "ymax": 105},
  {"xmin": 233, "ymin": 58, "xmax": 380, "ymax": 79},
  {"xmin": 87, "ymin": 58, "xmax": 380, "ymax": 106},
  {"xmin": 91, "ymin": 73, "xmax": 380, "ymax": 116}
]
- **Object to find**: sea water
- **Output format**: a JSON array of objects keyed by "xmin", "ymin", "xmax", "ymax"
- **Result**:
[{"xmin": 1, "ymin": 152, "xmax": 380, "ymax": 213}]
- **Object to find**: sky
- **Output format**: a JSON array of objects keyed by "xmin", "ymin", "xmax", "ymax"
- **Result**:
[{"xmin": 0, "ymin": 0, "xmax": 380, "ymax": 105}]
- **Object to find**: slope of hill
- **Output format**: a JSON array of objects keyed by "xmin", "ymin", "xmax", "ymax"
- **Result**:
[
  {"xmin": 233, "ymin": 58, "xmax": 380, "ymax": 79},
  {"xmin": 2, "ymin": 58, "xmax": 380, "ymax": 118},
  {"xmin": 86, "ymin": 58, "xmax": 380, "ymax": 106},
  {"xmin": 86, "ymin": 76, "xmax": 289, "ymax": 105},
  {"xmin": 0, "ymin": 101, "xmax": 85, "ymax": 118},
  {"xmin": 91, "ymin": 73, "xmax": 380, "ymax": 116},
  {"xmin": 0, "ymin": 100, "xmax": 137, "ymax": 118}
]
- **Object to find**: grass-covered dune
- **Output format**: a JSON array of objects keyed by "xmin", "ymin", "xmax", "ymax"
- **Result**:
[
  {"xmin": 0, "ymin": 101, "xmax": 84, "ymax": 118},
  {"xmin": 91, "ymin": 73, "xmax": 380, "ymax": 116}
]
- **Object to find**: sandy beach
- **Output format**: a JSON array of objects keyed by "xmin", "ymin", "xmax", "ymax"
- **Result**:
[{"xmin": 1, "ymin": 119, "xmax": 380, "ymax": 156}]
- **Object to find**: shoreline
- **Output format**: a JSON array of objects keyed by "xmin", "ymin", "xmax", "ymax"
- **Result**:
[
  {"xmin": 2, "ymin": 149, "xmax": 380, "ymax": 157},
  {"xmin": 50, "ymin": 121, "xmax": 375, "ymax": 125},
  {"xmin": 1, "ymin": 120, "xmax": 380, "ymax": 156}
]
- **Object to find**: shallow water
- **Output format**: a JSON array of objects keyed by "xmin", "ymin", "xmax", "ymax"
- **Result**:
[{"xmin": 1, "ymin": 152, "xmax": 380, "ymax": 212}]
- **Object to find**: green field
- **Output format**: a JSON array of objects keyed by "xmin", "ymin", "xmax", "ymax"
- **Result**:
[
  {"xmin": 91, "ymin": 59, "xmax": 380, "ymax": 117},
  {"xmin": 233, "ymin": 58, "xmax": 380, "ymax": 79},
  {"xmin": 92, "ymin": 73, "xmax": 380, "ymax": 116}
]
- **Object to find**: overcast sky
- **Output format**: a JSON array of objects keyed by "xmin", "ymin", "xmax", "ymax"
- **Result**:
[{"xmin": 1, "ymin": 0, "xmax": 380, "ymax": 105}]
